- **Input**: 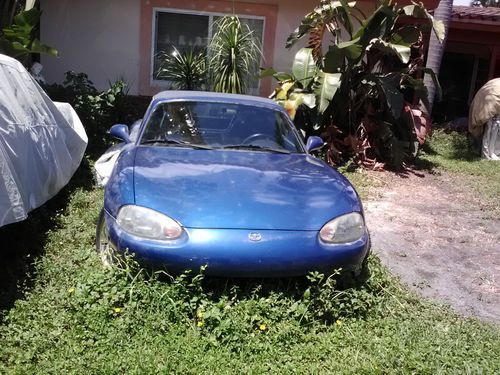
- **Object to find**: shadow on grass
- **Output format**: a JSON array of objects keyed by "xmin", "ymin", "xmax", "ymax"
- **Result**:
[
  {"xmin": 0, "ymin": 158, "xmax": 94, "ymax": 313},
  {"xmin": 408, "ymin": 129, "xmax": 482, "ymax": 174},
  {"xmin": 412, "ymin": 149, "xmax": 439, "ymax": 173},
  {"xmin": 428, "ymin": 129, "xmax": 480, "ymax": 160}
]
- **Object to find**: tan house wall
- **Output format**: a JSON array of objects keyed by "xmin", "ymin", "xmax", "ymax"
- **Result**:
[
  {"xmin": 40, "ymin": 0, "xmax": 375, "ymax": 96},
  {"xmin": 40, "ymin": 0, "xmax": 142, "ymax": 93}
]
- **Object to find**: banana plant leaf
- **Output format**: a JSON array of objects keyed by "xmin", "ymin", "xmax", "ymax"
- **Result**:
[
  {"xmin": 315, "ymin": 71, "xmax": 341, "ymax": 114},
  {"xmin": 367, "ymin": 39, "xmax": 411, "ymax": 64},
  {"xmin": 353, "ymin": 4, "xmax": 397, "ymax": 46},
  {"xmin": 375, "ymin": 74, "xmax": 405, "ymax": 119},
  {"xmin": 259, "ymin": 68, "xmax": 295, "ymax": 82},
  {"xmin": 30, "ymin": 39, "xmax": 58, "ymax": 56},
  {"xmin": 286, "ymin": 0, "xmax": 357, "ymax": 48},
  {"xmin": 275, "ymin": 81, "xmax": 295, "ymax": 100},
  {"xmin": 401, "ymin": 4, "xmax": 445, "ymax": 42},
  {"xmin": 324, "ymin": 38, "xmax": 362, "ymax": 73},
  {"xmin": 390, "ymin": 26, "xmax": 420, "ymax": 46},
  {"xmin": 292, "ymin": 48, "xmax": 318, "ymax": 89}
]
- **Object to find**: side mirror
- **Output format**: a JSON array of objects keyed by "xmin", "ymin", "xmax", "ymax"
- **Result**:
[
  {"xmin": 306, "ymin": 136, "xmax": 324, "ymax": 153},
  {"xmin": 109, "ymin": 124, "xmax": 131, "ymax": 143}
]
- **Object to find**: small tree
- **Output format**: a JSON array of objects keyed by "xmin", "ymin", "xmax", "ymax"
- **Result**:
[
  {"xmin": 262, "ymin": 0, "xmax": 444, "ymax": 169},
  {"xmin": 208, "ymin": 16, "xmax": 261, "ymax": 94}
]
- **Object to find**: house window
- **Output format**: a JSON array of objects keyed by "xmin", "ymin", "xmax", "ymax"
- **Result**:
[{"xmin": 152, "ymin": 9, "xmax": 265, "ymax": 94}]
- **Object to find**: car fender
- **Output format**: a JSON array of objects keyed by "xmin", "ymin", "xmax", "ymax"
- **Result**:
[{"xmin": 104, "ymin": 145, "xmax": 136, "ymax": 218}]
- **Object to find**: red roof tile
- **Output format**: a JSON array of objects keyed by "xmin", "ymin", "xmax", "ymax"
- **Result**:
[{"xmin": 452, "ymin": 5, "xmax": 500, "ymax": 23}]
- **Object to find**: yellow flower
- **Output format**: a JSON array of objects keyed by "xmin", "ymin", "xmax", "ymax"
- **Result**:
[
  {"xmin": 259, "ymin": 323, "xmax": 267, "ymax": 331},
  {"xmin": 336, "ymin": 319, "xmax": 342, "ymax": 326},
  {"xmin": 197, "ymin": 321, "xmax": 204, "ymax": 327},
  {"xmin": 114, "ymin": 307, "xmax": 122, "ymax": 314},
  {"xmin": 68, "ymin": 287, "xmax": 75, "ymax": 294}
]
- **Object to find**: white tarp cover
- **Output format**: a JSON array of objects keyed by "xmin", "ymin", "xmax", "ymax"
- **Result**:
[
  {"xmin": 94, "ymin": 144, "xmax": 122, "ymax": 187},
  {"xmin": 482, "ymin": 116, "xmax": 500, "ymax": 160},
  {"xmin": 94, "ymin": 120, "xmax": 141, "ymax": 186},
  {"xmin": 0, "ymin": 54, "xmax": 88, "ymax": 227},
  {"xmin": 469, "ymin": 78, "xmax": 500, "ymax": 159}
]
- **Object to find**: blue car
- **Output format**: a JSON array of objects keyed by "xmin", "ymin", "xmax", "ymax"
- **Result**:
[{"xmin": 96, "ymin": 91, "xmax": 370, "ymax": 277}]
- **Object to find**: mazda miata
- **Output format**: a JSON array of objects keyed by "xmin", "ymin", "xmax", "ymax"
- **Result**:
[{"xmin": 96, "ymin": 91, "xmax": 370, "ymax": 277}]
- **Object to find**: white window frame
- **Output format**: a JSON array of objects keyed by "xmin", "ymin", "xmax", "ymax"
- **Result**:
[{"xmin": 150, "ymin": 7, "xmax": 266, "ymax": 90}]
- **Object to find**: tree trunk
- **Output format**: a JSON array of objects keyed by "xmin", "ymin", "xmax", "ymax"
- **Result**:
[{"xmin": 423, "ymin": 0, "xmax": 453, "ymax": 116}]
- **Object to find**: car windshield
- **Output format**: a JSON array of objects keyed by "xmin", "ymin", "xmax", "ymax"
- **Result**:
[{"xmin": 139, "ymin": 101, "xmax": 304, "ymax": 153}]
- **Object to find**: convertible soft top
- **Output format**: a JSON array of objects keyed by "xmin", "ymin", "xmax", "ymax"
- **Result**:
[
  {"xmin": 0, "ymin": 54, "xmax": 88, "ymax": 227},
  {"xmin": 151, "ymin": 90, "xmax": 285, "ymax": 112}
]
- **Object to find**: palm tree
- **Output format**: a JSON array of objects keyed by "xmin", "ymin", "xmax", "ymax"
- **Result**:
[{"xmin": 423, "ymin": 0, "xmax": 453, "ymax": 115}]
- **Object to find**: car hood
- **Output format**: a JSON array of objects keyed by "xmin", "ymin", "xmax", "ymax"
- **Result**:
[{"xmin": 133, "ymin": 147, "xmax": 361, "ymax": 230}]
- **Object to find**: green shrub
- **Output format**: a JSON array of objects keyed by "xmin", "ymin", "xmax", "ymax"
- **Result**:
[{"xmin": 44, "ymin": 72, "xmax": 150, "ymax": 157}]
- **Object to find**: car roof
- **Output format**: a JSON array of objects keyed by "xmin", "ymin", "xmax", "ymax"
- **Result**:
[{"xmin": 152, "ymin": 91, "xmax": 283, "ymax": 111}]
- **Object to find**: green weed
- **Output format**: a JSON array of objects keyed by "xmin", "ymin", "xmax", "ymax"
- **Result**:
[{"xmin": 1, "ymin": 179, "xmax": 499, "ymax": 373}]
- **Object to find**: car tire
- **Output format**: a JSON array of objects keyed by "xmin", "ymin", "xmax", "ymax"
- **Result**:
[
  {"xmin": 338, "ymin": 230, "xmax": 371, "ymax": 287},
  {"xmin": 353, "ymin": 229, "xmax": 372, "ymax": 283},
  {"xmin": 96, "ymin": 209, "xmax": 115, "ymax": 267}
]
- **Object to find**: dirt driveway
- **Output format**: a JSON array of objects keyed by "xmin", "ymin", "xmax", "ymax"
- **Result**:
[{"xmin": 364, "ymin": 170, "xmax": 500, "ymax": 322}]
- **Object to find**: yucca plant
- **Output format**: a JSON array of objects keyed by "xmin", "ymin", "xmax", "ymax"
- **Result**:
[
  {"xmin": 208, "ymin": 16, "xmax": 262, "ymax": 94},
  {"xmin": 156, "ymin": 46, "xmax": 207, "ymax": 90}
]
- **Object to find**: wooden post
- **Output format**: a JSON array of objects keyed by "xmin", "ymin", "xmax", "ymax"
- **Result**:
[
  {"xmin": 468, "ymin": 55, "xmax": 479, "ymax": 105},
  {"xmin": 488, "ymin": 45, "xmax": 499, "ymax": 80}
]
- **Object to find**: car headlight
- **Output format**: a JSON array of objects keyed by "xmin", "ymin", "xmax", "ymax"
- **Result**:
[
  {"xmin": 319, "ymin": 212, "xmax": 366, "ymax": 243},
  {"xmin": 116, "ymin": 205, "xmax": 183, "ymax": 240}
]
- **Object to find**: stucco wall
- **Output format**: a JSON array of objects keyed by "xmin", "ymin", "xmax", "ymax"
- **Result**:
[
  {"xmin": 40, "ymin": 0, "xmax": 375, "ymax": 96},
  {"xmin": 40, "ymin": 0, "xmax": 141, "ymax": 93}
]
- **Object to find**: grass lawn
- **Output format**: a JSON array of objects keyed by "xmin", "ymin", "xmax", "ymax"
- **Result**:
[
  {"xmin": 418, "ymin": 129, "xmax": 500, "ymax": 216},
  {"xmin": 1, "ymin": 132, "xmax": 499, "ymax": 373}
]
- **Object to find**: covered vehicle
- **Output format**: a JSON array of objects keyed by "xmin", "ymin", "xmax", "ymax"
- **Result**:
[
  {"xmin": 97, "ymin": 91, "xmax": 369, "ymax": 277},
  {"xmin": 469, "ymin": 78, "xmax": 500, "ymax": 160},
  {"xmin": 0, "ymin": 54, "xmax": 87, "ymax": 228}
]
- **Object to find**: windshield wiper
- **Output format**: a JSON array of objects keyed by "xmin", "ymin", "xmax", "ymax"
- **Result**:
[
  {"xmin": 219, "ymin": 144, "xmax": 291, "ymax": 154},
  {"xmin": 141, "ymin": 138, "xmax": 213, "ymax": 150}
]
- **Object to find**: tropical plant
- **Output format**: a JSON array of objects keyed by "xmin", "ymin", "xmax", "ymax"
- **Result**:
[
  {"xmin": 156, "ymin": 46, "xmax": 207, "ymax": 90},
  {"xmin": 0, "ymin": 2, "xmax": 57, "ymax": 63},
  {"xmin": 208, "ymin": 16, "xmax": 262, "ymax": 94},
  {"xmin": 262, "ymin": 0, "xmax": 444, "ymax": 169},
  {"xmin": 0, "ymin": 0, "xmax": 28, "ymax": 30},
  {"xmin": 44, "ymin": 72, "xmax": 128, "ymax": 156}
]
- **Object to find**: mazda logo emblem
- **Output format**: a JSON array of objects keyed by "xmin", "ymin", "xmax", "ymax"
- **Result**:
[{"xmin": 248, "ymin": 232, "xmax": 262, "ymax": 242}]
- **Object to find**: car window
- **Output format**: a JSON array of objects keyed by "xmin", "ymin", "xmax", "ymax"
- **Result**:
[{"xmin": 140, "ymin": 101, "xmax": 304, "ymax": 153}]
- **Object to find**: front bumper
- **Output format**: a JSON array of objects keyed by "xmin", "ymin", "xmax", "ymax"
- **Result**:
[{"xmin": 104, "ymin": 211, "xmax": 370, "ymax": 277}]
